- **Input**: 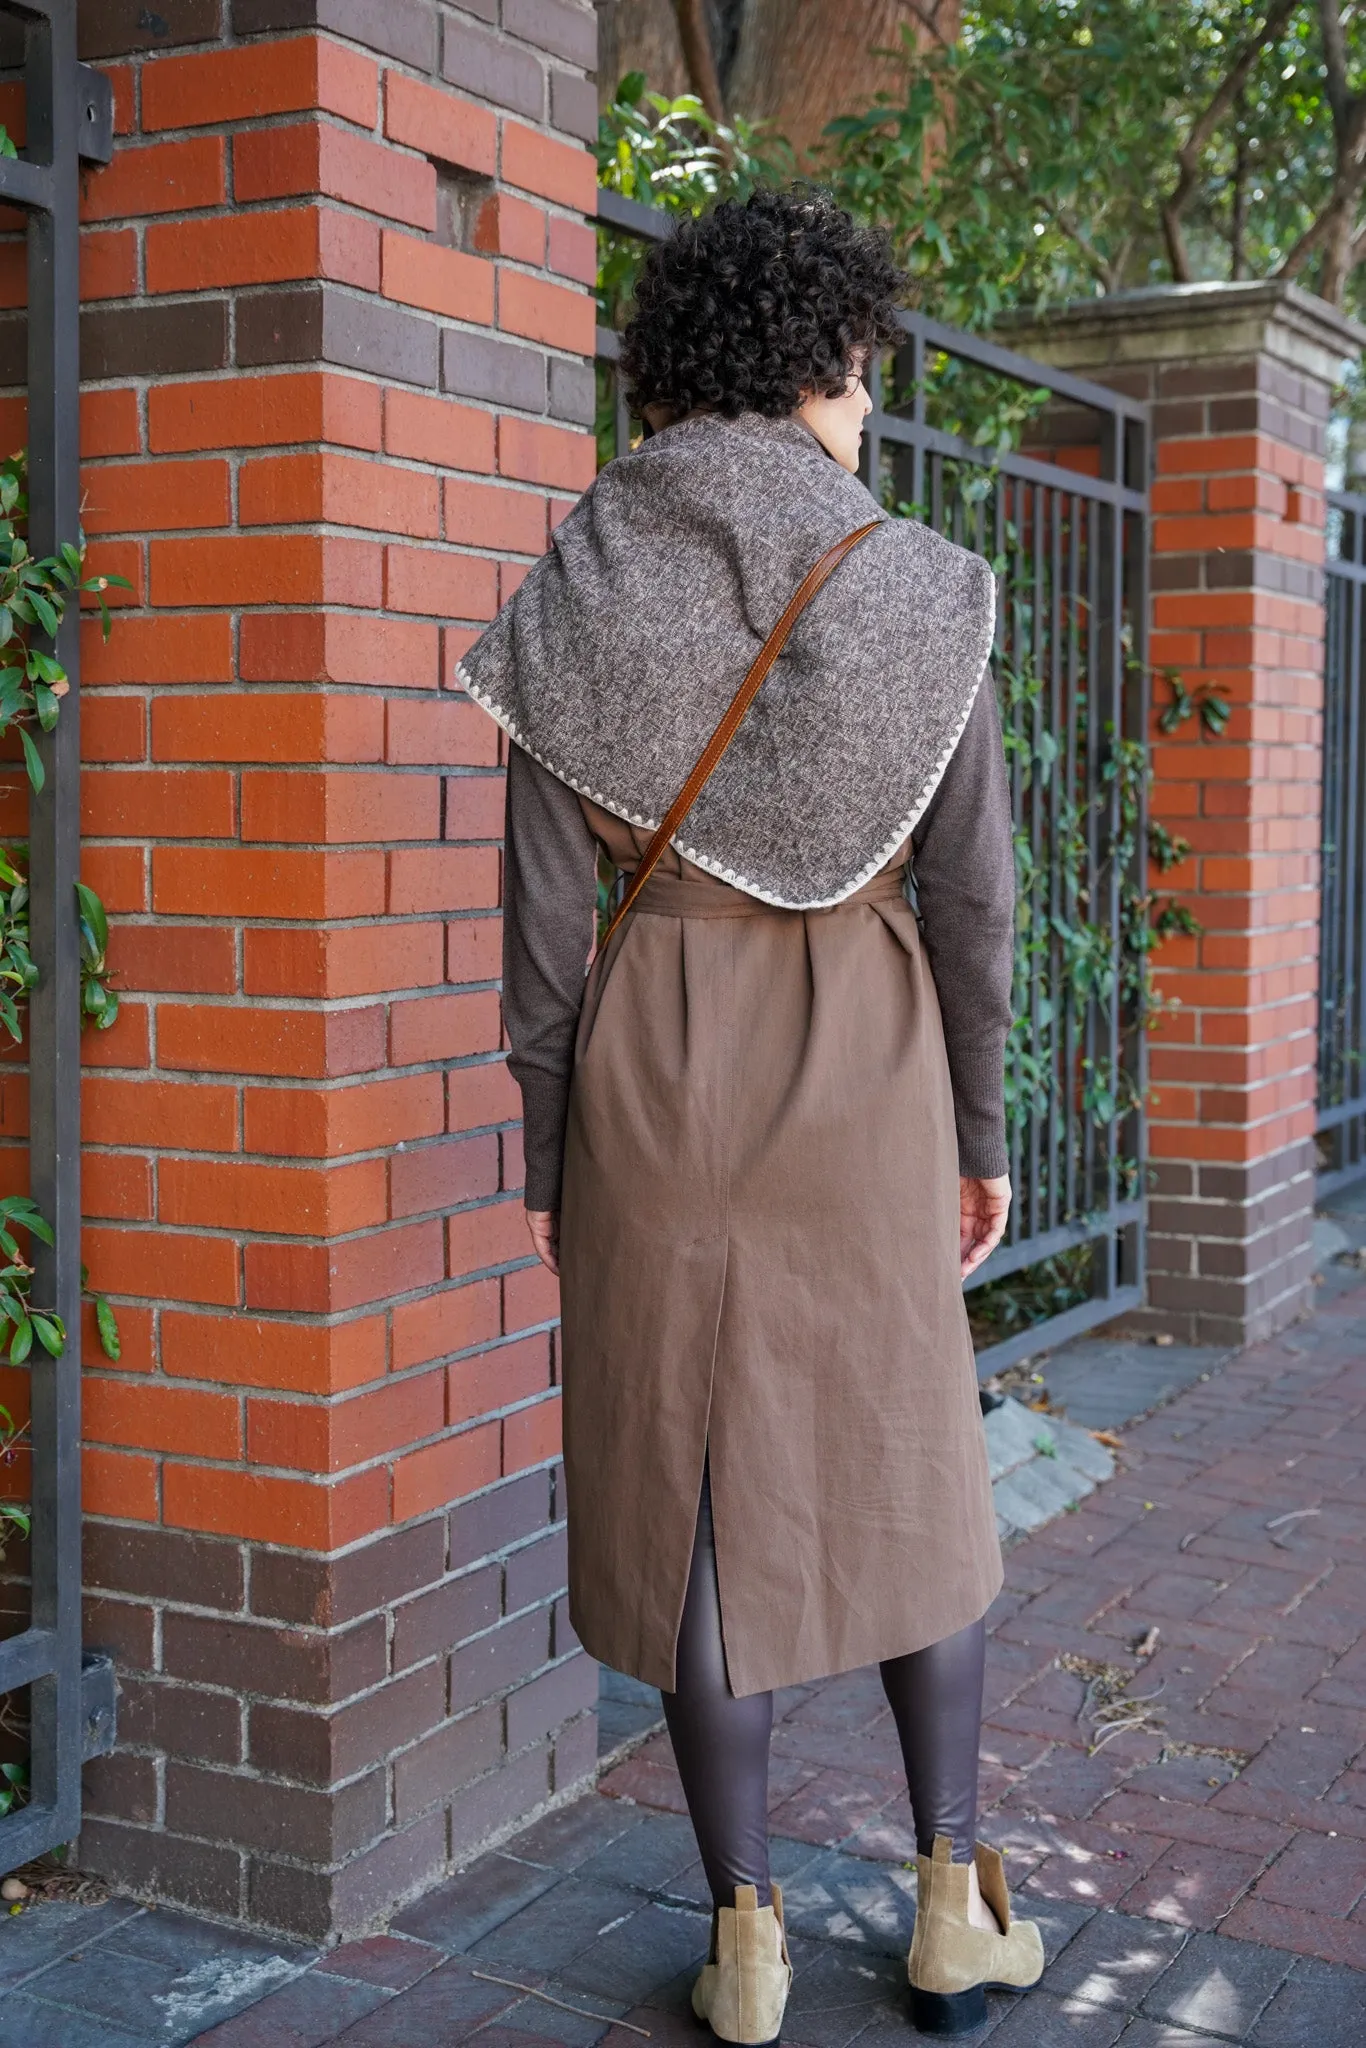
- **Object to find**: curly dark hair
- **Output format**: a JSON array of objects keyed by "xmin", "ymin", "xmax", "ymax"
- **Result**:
[{"xmin": 621, "ymin": 186, "xmax": 904, "ymax": 421}]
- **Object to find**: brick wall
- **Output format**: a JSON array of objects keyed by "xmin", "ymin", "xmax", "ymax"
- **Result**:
[
  {"xmin": 1011, "ymin": 283, "xmax": 1365, "ymax": 1348},
  {"xmin": 7, "ymin": 0, "xmax": 601, "ymax": 1939}
]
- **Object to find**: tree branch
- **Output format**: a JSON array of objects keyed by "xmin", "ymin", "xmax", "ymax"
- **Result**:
[
  {"xmin": 1161, "ymin": 0, "xmax": 1299, "ymax": 282},
  {"xmin": 1276, "ymin": 91, "xmax": 1366, "ymax": 298},
  {"xmin": 976, "ymin": 95, "xmax": 1120, "ymax": 290},
  {"xmin": 1321, "ymin": 0, "xmax": 1351, "ymax": 137},
  {"xmin": 672, "ymin": 0, "xmax": 728, "ymax": 127}
]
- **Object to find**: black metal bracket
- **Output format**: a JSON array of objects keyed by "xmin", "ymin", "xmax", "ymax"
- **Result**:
[
  {"xmin": 76, "ymin": 63, "xmax": 112, "ymax": 168},
  {"xmin": 80, "ymin": 1653, "xmax": 116, "ymax": 1763}
]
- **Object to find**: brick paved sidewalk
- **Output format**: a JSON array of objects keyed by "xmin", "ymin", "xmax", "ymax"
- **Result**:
[{"xmin": 3, "ymin": 1285, "xmax": 1366, "ymax": 2045}]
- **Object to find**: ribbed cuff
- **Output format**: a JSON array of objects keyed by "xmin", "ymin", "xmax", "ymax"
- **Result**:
[
  {"xmin": 947, "ymin": 1037, "xmax": 1008, "ymax": 1181},
  {"xmin": 513, "ymin": 1068, "xmax": 569, "ymax": 1213}
]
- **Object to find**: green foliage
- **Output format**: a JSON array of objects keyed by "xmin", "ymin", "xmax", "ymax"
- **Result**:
[
  {"xmin": 75, "ymin": 880, "xmax": 118, "ymax": 1030},
  {"xmin": 966, "ymin": 1243, "xmax": 1096, "ymax": 1342},
  {"xmin": 822, "ymin": 1, "xmax": 1360, "ymax": 328},
  {"xmin": 0, "ymin": 1401, "xmax": 28, "ymax": 1568},
  {"xmin": 596, "ymin": 76, "xmax": 795, "ymax": 330},
  {"xmin": 0, "ymin": 1197, "xmax": 61, "ymax": 1366},
  {"xmin": 1156, "ymin": 668, "xmax": 1232, "ymax": 735},
  {"xmin": 0, "ymin": 453, "xmax": 124, "ymax": 796},
  {"xmin": 0, "ymin": 1759, "xmax": 25, "ymax": 1819},
  {"xmin": 0, "ymin": 453, "xmax": 127, "ymax": 1441},
  {"xmin": 0, "ymin": 854, "xmax": 118, "ymax": 1041}
]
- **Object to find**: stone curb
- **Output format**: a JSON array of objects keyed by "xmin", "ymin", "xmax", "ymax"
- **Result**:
[{"xmin": 984, "ymin": 1394, "xmax": 1114, "ymax": 1542}]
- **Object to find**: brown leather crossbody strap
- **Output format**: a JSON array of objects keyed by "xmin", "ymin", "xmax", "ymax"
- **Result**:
[{"xmin": 600, "ymin": 517, "xmax": 881, "ymax": 951}]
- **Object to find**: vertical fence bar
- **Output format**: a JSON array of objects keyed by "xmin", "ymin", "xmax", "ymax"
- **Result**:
[
  {"xmin": 1319, "ymin": 492, "xmax": 1366, "ymax": 1193},
  {"xmin": 23, "ymin": 0, "xmax": 83, "ymax": 1843}
]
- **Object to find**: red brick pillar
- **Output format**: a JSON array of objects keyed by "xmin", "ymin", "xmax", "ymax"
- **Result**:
[
  {"xmin": 55, "ymin": 0, "xmax": 599, "ymax": 1938},
  {"xmin": 1011, "ymin": 282, "xmax": 1363, "ymax": 1347}
]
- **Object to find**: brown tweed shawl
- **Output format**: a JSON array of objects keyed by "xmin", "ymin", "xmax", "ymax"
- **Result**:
[{"xmin": 458, "ymin": 409, "xmax": 997, "ymax": 909}]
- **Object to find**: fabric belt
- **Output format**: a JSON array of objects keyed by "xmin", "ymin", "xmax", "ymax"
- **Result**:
[{"xmin": 632, "ymin": 865, "xmax": 908, "ymax": 920}]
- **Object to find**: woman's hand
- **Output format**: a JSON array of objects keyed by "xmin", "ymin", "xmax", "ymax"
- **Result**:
[
  {"xmin": 526, "ymin": 1209, "xmax": 560, "ymax": 1276},
  {"xmin": 960, "ymin": 1175, "xmax": 1011, "ymax": 1281}
]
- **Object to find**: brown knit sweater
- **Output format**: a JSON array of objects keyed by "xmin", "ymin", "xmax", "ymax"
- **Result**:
[{"xmin": 502, "ymin": 677, "xmax": 1016, "ymax": 1211}]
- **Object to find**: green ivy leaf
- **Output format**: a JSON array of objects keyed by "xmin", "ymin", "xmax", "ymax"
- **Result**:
[
  {"xmin": 28, "ymin": 588, "xmax": 58, "ymax": 639},
  {"xmin": 9, "ymin": 1317, "xmax": 32, "ymax": 1364},
  {"xmin": 17, "ymin": 725, "xmax": 42, "ymax": 792},
  {"xmin": 95, "ymin": 1297, "xmax": 121, "ymax": 1362},
  {"xmin": 30, "ymin": 1312, "xmax": 64, "ymax": 1358},
  {"xmin": 75, "ymin": 880, "xmax": 108, "ymax": 957}
]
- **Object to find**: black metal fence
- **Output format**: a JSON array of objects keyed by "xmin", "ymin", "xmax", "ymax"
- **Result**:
[
  {"xmin": 1319, "ymin": 489, "xmax": 1366, "ymax": 1195},
  {"xmin": 0, "ymin": 0, "xmax": 116, "ymax": 1874},
  {"xmin": 595, "ymin": 196, "xmax": 1151, "ymax": 1374}
]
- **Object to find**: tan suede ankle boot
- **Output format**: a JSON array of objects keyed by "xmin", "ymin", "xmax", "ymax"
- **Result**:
[
  {"xmin": 906, "ymin": 1836, "xmax": 1044, "ymax": 2034},
  {"xmin": 691, "ymin": 1883, "xmax": 793, "ymax": 2046}
]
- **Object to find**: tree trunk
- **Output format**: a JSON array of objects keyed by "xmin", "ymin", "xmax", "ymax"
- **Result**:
[
  {"xmin": 726, "ymin": 0, "xmax": 960, "ymax": 161},
  {"xmin": 595, "ymin": 0, "xmax": 689, "ymax": 108}
]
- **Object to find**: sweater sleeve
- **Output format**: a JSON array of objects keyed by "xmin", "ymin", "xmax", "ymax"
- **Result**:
[
  {"xmin": 910, "ymin": 675, "xmax": 1016, "ymax": 1180},
  {"xmin": 502, "ymin": 742, "xmax": 600, "ymax": 1211}
]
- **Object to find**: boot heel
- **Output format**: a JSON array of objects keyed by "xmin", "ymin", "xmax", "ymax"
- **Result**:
[{"xmin": 910, "ymin": 1984, "xmax": 988, "ymax": 2035}]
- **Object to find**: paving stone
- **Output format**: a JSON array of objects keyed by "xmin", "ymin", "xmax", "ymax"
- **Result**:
[
  {"xmin": 1092, "ymin": 1794, "xmax": 1290, "ymax": 1862},
  {"xmin": 1040, "ymin": 1339, "xmax": 1226, "ymax": 1431},
  {"xmin": 778, "ymin": 1670, "xmax": 887, "ymax": 1734},
  {"xmin": 10, "ymin": 1940, "xmax": 304, "ymax": 2044},
  {"xmin": 596, "ymin": 1756, "xmax": 690, "ymax": 1814},
  {"xmin": 1249, "ymin": 1828, "xmax": 1366, "ymax": 1915},
  {"xmin": 555, "ymin": 1899, "xmax": 710, "ymax": 2007},
  {"xmin": 187, "ymin": 1967, "xmax": 390, "ymax": 2045},
  {"xmin": 105, "ymin": 1910, "xmax": 313, "ymax": 1973},
  {"xmin": 1138, "ymin": 1931, "xmax": 1293, "ymax": 2039},
  {"xmin": 0, "ymin": 1994, "xmax": 159, "ymax": 2047},
  {"xmin": 779, "ymin": 1850, "xmax": 917, "ymax": 1954},
  {"xmin": 573, "ymin": 1810, "xmax": 700, "ymax": 1893},
  {"xmin": 995, "ymin": 1454, "xmax": 1091, "ymax": 1536},
  {"xmin": 1119, "ymin": 1755, "xmax": 1245, "ymax": 1806},
  {"xmin": 1017, "ymin": 1821, "xmax": 1171, "ymax": 1912},
  {"xmin": 471, "ymin": 2028, "xmax": 585, "ymax": 2048},
  {"xmin": 312, "ymin": 1934, "xmax": 442, "ymax": 1991},
  {"xmin": 780, "ymin": 1940, "xmax": 902, "ymax": 2048},
  {"xmin": 1117, "ymin": 1841, "xmax": 1265, "ymax": 1929},
  {"xmin": 1039, "ymin": 1910, "xmax": 1189, "ymax": 2009},
  {"xmin": 770, "ymin": 1717, "xmax": 907, "ymax": 1782},
  {"xmin": 507, "ymin": 1798, "xmax": 647, "ymax": 1874},
  {"xmin": 1218, "ymin": 1893, "xmax": 1366, "ymax": 1970},
  {"xmin": 999, "ymin": 1744, "xmax": 1141, "ymax": 1822},
  {"xmin": 485, "ymin": 1989, "xmax": 623, "ymax": 2045},
  {"xmin": 1213, "ymin": 1726, "xmax": 1362, "ymax": 1823},
  {"xmin": 659, "ymin": 1832, "xmax": 826, "ymax": 1911},
  {"xmin": 600, "ymin": 2008, "xmax": 700, "ymax": 2048},
  {"xmin": 975, "ymin": 1987, "xmax": 1130, "ymax": 2045},
  {"xmin": 765, "ymin": 1765, "xmax": 893, "ymax": 1847},
  {"xmin": 1113, "ymin": 2022, "xmax": 1228, "ymax": 2046},
  {"xmin": 1245, "ymin": 1954, "xmax": 1366, "ymax": 2045},
  {"xmin": 468, "ymin": 1878, "xmax": 648, "ymax": 1974},
  {"xmin": 308, "ymin": 1958, "xmax": 521, "ymax": 2045},
  {"xmin": 0, "ymin": 1895, "xmax": 145, "ymax": 1989},
  {"xmin": 391, "ymin": 1854, "xmax": 561, "ymax": 1953},
  {"xmin": 1022, "ymin": 1893, "xmax": 1097, "ymax": 1965}
]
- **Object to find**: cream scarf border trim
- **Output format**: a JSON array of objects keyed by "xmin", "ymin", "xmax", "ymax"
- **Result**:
[{"xmin": 456, "ymin": 646, "xmax": 994, "ymax": 914}]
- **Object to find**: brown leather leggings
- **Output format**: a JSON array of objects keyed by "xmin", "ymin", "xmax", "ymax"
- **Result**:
[{"xmin": 661, "ymin": 1467, "xmax": 986, "ymax": 1908}]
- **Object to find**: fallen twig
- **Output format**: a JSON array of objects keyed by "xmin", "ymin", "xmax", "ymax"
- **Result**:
[
  {"xmin": 470, "ymin": 1971, "xmax": 652, "ymax": 2036},
  {"xmin": 1060, "ymin": 1651, "xmax": 1167, "ymax": 1755}
]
